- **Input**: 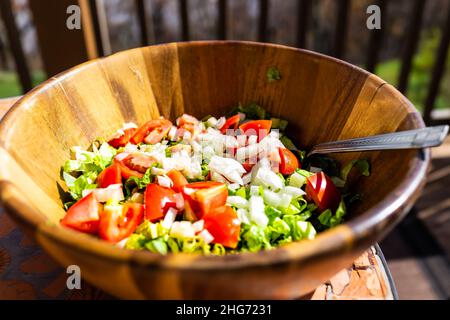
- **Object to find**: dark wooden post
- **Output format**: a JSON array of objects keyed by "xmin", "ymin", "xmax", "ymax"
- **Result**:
[
  {"xmin": 297, "ymin": 0, "xmax": 311, "ymax": 48},
  {"xmin": 423, "ymin": 6, "xmax": 450, "ymax": 124},
  {"xmin": 28, "ymin": 0, "xmax": 100, "ymax": 77},
  {"xmin": 397, "ymin": 0, "xmax": 425, "ymax": 93},
  {"xmin": 218, "ymin": 0, "xmax": 227, "ymax": 40}
]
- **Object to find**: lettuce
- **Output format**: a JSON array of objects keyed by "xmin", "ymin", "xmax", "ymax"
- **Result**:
[
  {"xmin": 318, "ymin": 199, "xmax": 347, "ymax": 228},
  {"xmin": 240, "ymin": 224, "xmax": 272, "ymax": 252},
  {"xmin": 235, "ymin": 187, "xmax": 247, "ymax": 199},
  {"xmin": 229, "ymin": 103, "xmax": 269, "ymax": 120},
  {"xmin": 145, "ymin": 237, "xmax": 168, "ymax": 254},
  {"xmin": 125, "ymin": 234, "xmax": 147, "ymax": 250},
  {"xmin": 62, "ymin": 142, "xmax": 117, "ymax": 201},
  {"xmin": 340, "ymin": 159, "xmax": 371, "ymax": 182},
  {"xmin": 124, "ymin": 165, "xmax": 156, "ymax": 196}
]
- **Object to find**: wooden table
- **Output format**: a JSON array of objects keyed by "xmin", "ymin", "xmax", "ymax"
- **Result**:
[{"xmin": 0, "ymin": 97, "xmax": 397, "ymax": 300}]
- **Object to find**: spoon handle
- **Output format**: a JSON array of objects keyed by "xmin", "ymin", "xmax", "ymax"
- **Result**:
[{"xmin": 308, "ymin": 125, "xmax": 449, "ymax": 156}]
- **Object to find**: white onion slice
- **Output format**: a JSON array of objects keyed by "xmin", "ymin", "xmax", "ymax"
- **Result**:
[
  {"xmin": 199, "ymin": 229, "xmax": 214, "ymax": 244},
  {"xmin": 192, "ymin": 219, "xmax": 205, "ymax": 233},
  {"xmin": 161, "ymin": 207, "xmax": 177, "ymax": 229}
]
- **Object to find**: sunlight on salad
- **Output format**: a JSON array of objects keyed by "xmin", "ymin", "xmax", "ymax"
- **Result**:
[{"xmin": 60, "ymin": 104, "xmax": 370, "ymax": 255}]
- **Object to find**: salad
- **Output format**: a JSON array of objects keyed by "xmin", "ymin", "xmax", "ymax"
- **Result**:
[{"xmin": 60, "ymin": 104, "xmax": 369, "ymax": 255}]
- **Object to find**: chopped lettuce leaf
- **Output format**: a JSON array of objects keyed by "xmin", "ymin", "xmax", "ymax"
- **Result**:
[
  {"xmin": 62, "ymin": 142, "xmax": 117, "ymax": 201},
  {"xmin": 235, "ymin": 186, "xmax": 247, "ymax": 199},
  {"xmin": 145, "ymin": 237, "xmax": 168, "ymax": 254},
  {"xmin": 341, "ymin": 159, "xmax": 371, "ymax": 182},
  {"xmin": 318, "ymin": 199, "xmax": 346, "ymax": 228},
  {"xmin": 240, "ymin": 224, "xmax": 272, "ymax": 252},
  {"xmin": 279, "ymin": 135, "xmax": 297, "ymax": 150},
  {"xmin": 271, "ymin": 118, "xmax": 288, "ymax": 131},
  {"xmin": 125, "ymin": 234, "xmax": 147, "ymax": 250},
  {"xmin": 267, "ymin": 67, "xmax": 281, "ymax": 82},
  {"xmin": 229, "ymin": 103, "xmax": 269, "ymax": 120},
  {"xmin": 124, "ymin": 164, "xmax": 158, "ymax": 196}
]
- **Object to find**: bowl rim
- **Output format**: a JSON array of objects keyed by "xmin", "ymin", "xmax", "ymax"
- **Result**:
[{"xmin": 0, "ymin": 40, "xmax": 430, "ymax": 270}]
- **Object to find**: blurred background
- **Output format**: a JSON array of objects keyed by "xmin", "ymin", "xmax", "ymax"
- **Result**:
[{"xmin": 0, "ymin": 0, "xmax": 449, "ymax": 299}]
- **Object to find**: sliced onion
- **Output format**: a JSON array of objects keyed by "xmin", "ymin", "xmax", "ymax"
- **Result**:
[
  {"xmin": 114, "ymin": 152, "xmax": 129, "ymax": 161},
  {"xmin": 216, "ymin": 117, "xmax": 226, "ymax": 129},
  {"xmin": 168, "ymin": 126, "xmax": 178, "ymax": 141},
  {"xmin": 123, "ymin": 122, "xmax": 138, "ymax": 130},
  {"xmin": 206, "ymin": 117, "xmax": 218, "ymax": 127},
  {"xmin": 236, "ymin": 208, "xmax": 251, "ymax": 225},
  {"xmin": 249, "ymin": 196, "xmax": 268, "ymax": 227},
  {"xmin": 199, "ymin": 229, "xmax": 214, "ymax": 244},
  {"xmin": 91, "ymin": 184, "xmax": 124, "ymax": 203},
  {"xmin": 170, "ymin": 221, "xmax": 195, "ymax": 239},
  {"xmin": 248, "ymin": 135, "xmax": 258, "ymax": 145},
  {"xmin": 227, "ymin": 196, "xmax": 249, "ymax": 209},
  {"xmin": 161, "ymin": 207, "xmax": 177, "ymax": 229},
  {"xmin": 283, "ymin": 186, "xmax": 306, "ymax": 198},
  {"xmin": 174, "ymin": 192, "xmax": 185, "ymax": 210},
  {"xmin": 192, "ymin": 219, "xmax": 204, "ymax": 233},
  {"xmin": 157, "ymin": 175, "xmax": 173, "ymax": 188},
  {"xmin": 115, "ymin": 237, "xmax": 129, "ymax": 248}
]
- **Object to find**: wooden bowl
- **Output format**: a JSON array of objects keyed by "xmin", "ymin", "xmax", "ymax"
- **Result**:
[{"xmin": 0, "ymin": 41, "xmax": 429, "ymax": 299}]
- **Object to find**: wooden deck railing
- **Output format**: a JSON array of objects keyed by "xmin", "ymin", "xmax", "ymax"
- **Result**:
[{"xmin": 0, "ymin": 0, "xmax": 449, "ymax": 125}]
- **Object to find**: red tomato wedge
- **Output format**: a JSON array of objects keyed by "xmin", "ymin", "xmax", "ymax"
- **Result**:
[
  {"xmin": 108, "ymin": 128, "xmax": 136, "ymax": 148},
  {"xmin": 177, "ymin": 114, "xmax": 199, "ymax": 127},
  {"xmin": 203, "ymin": 205, "xmax": 241, "ymax": 249},
  {"xmin": 130, "ymin": 119, "xmax": 172, "ymax": 144},
  {"xmin": 242, "ymin": 161, "xmax": 255, "ymax": 173},
  {"xmin": 182, "ymin": 181, "xmax": 227, "ymax": 219},
  {"xmin": 99, "ymin": 203, "xmax": 144, "ymax": 243},
  {"xmin": 97, "ymin": 163, "xmax": 122, "ymax": 188},
  {"xmin": 278, "ymin": 147, "xmax": 299, "ymax": 175},
  {"xmin": 166, "ymin": 169, "xmax": 188, "ymax": 192},
  {"xmin": 61, "ymin": 193, "xmax": 102, "ymax": 234},
  {"xmin": 144, "ymin": 183, "xmax": 177, "ymax": 221},
  {"xmin": 115, "ymin": 153, "xmax": 156, "ymax": 180},
  {"xmin": 220, "ymin": 114, "xmax": 240, "ymax": 134},
  {"xmin": 305, "ymin": 171, "xmax": 341, "ymax": 212},
  {"xmin": 239, "ymin": 120, "xmax": 272, "ymax": 142}
]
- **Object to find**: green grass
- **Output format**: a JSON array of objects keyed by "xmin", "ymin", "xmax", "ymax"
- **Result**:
[
  {"xmin": 375, "ymin": 28, "xmax": 450, "ymax": 112},
  {"xmin": 0, "ymin": 70, "xmax": 46, "ymax": 98}
]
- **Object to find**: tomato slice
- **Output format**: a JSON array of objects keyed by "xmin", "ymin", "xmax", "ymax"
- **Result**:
[
  {"xmin": 182, "ymin": 181, "xmax": 227, "ymax": 219},
  {"xmin": 108, "ymin": 128, "xmax": 136, "ymax": 148},
  {"xmin": 144, "ymin": 183, "xmax": 177, "ymax": 221},
  {"xmin": 220, "ymin": 114, "xmax": 240, "ymax": 134},
  {"xmin": 305, "ymin": 171, "xmax": 341, "ymax": 212},
  {"xmin": 278, "ymin": 147, "xmax": 299, "ymax": 175},
  {"xmin": 97, "ymin": 163, "xmax": 122, "ymax": 188},
  {"xmin": 242, "ymin": 161, "xmax": 255, "ymax": 173},
  {"xmin": 115, "ymin": 153, "xmax": 156, "ymax": 180},
  {"xmin": 61, "ymin": 193, "xmax": 102, "ymax": 234},
  {"xmin": 166, "ymin": 169, "xmax": 188, "ymax": 192},
  {"xmin": 177, "ymin": 114, "xmax": 199, "ymax": 127},
  {"xmin": 239, "ymin": 120, "xmax": 272, "ymax": 142},
  {"xmin": 203, "ymin": 205, "xmax": 241, "ymax": 249},
  {"xmin": 130, "ymin": 119, "xmax": 172, "ymax": 144},
  {"xmin": 99, "ymin": 203, "xmax": 144, "ymax": 243}
]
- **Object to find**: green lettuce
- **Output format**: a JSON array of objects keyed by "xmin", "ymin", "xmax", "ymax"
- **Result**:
[
  {"xmin": 318, "ymin": 199, "xmax": 347, "ymax": 228},
  {"xmin": 341, "ymin": 159, "xmax": 371, "ymax": 182},
  {"xmin": 62, "ymin": 142, "xmax": 117, "ymax": 201}
]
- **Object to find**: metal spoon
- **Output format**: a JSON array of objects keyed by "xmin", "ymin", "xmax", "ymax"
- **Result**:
[{"xmin": 307, "ymin": 125, "xmax": 449, "ymax": 157}]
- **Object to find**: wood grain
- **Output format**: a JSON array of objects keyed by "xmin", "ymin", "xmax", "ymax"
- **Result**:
[{"xmin": 0, "ymin": 41, "xmax": 428, "ymax": 299}]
